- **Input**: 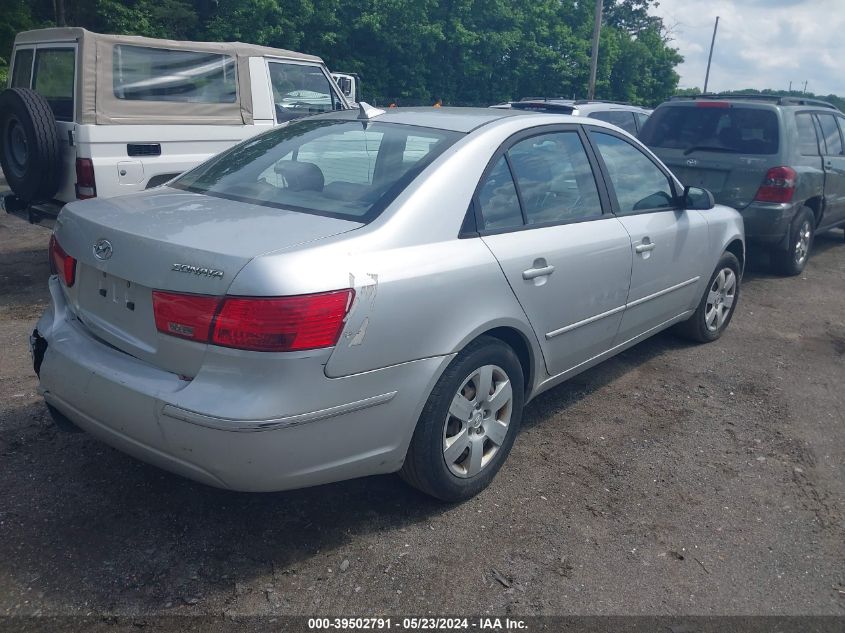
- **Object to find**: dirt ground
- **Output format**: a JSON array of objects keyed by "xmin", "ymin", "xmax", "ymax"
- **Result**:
[{"xmin": 0, "ymin": 209, "xmax": 843, "ymax": 619}]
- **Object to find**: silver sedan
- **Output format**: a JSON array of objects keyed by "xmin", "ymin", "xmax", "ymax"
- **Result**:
[{"xmin": 33, "ymin": 105, "xmax": 744, "ymax": 501}]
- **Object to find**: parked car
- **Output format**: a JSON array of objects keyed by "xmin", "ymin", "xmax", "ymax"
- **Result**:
[
  {"xmin": 640, "ymin": 94, "xmax": 845, "ymax": 275},
  {"xmin": 32, "ymin": 105, "xmax": 743, "ymax": 501},
  {"xmin": 493, "ymin": 99, "xmax": 651, "ymax": 136},
  {"xmin": 0, "ymin": 28, "xmax": 351, "ymax": 220}
]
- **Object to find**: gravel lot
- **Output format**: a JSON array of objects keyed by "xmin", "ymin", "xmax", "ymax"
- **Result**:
[{"xmin": 0, "ymin": 210, "xmax": 843, "ymax": 618}]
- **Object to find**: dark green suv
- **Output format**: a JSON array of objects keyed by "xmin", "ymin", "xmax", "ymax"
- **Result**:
[{"xmin": 640, "ymin": 94, "xmax": 845, "ymax": 275}]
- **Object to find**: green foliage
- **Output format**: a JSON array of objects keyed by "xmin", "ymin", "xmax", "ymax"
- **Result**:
[{"xmin": 0, "ymin": 0, "xmax": 686, "ymax": 106}]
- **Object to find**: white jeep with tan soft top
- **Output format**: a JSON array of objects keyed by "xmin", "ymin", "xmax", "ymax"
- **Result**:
[{"xmin": 0, "ymin": 28, "xmax": 351, "ymax": 220}]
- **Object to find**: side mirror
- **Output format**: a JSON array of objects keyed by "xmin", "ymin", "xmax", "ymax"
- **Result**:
[{"xmin": 683, "ymin": 185, "xmax": 715, "ymax": 210}]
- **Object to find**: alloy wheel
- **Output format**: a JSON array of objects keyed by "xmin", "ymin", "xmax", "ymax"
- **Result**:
[
  {"xmin": 794, "ymin": 219, "xmax": 812, "ymax": 266},
  {"xmin": 443, "ymin": 364, "xmax": 513, "ymax": 478},
  {"xmin": 705, "ymin": 268, "xmax": 737, "ymax": 332}
]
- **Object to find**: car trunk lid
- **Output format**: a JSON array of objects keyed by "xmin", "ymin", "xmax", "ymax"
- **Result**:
[
  {"xmin": 53, "ymin": 187, "xmax": 361, "ymax": 376},
  {"xmin": 657, "ymin": 150, "xmax": 773, "ymax": 210}
]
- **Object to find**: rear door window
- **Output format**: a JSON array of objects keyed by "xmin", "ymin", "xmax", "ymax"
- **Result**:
[
  {"xmin": 816, "ymin": 113, "xmax": 844, "ymax": 156},
  {"xmin": 796, "ymin": 113, "xmax": 820, "ymax": 156},
  {"xmin": 507, "ymin": 132, "xmax": 602, "ymax": 224},
  {"xmin": 588, "ymin": 110, "xmax": 637, "ymax": 135},
  {"xmin": 640, "ymin": 105, "xmax": 779, "ymax": 155},
  {"xmin": 33, "ymin": 48, "xmax": 75, "ymax": 121},
  {"xmin": 113, "ymin": 45, "xmax": 236, "ymax": 103},
  {"xmin": 11, "ymin": 48, "xmax": 34, "ymax": 88}
]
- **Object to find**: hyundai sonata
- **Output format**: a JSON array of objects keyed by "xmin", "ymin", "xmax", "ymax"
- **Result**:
[{"xmin": 32, "ymin": 105, "xmax": 744, "ymax": 501}]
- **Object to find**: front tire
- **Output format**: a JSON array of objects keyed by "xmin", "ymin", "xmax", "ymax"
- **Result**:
[
  {"xmin": 675, "ymin": 252, "xmax": 741, "ymax": 343},
  {"xmin": 400, "ymin": 336, "xmax": 524, "ymax": 502},
  {"xmin": 773, "ymin": 207, "xmax": 815, "ymax": 276}
]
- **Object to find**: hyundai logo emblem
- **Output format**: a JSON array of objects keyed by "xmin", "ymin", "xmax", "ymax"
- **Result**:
[
  {"xmin": 686, "ymin": 158, "xmax": 698, "ymax": 167},
  {"xmin": 93, "ymin": 238, "xmax": 113, "ymax": 260}
]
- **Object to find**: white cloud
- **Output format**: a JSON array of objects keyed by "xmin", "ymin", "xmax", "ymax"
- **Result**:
[{"xmin": 651, "ymin": 0, "xmax": 845, "ymax": 96}]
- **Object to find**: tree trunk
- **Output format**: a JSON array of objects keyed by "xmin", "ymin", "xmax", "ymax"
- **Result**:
[{"xmin": 54, "ymin": 0, "xmax": 67, "ymax": 26}]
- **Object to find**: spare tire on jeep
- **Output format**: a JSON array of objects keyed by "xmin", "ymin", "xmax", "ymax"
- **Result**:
[{"xmin": 0, "ymin": 88, "xmax": 62, "ymax": 203}]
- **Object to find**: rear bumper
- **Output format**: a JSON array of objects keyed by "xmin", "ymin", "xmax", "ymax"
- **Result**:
[
  {"xmin": 34, "ymin": 277, "xmax": 451, "ymax": 491},
  {"xmin": 738, "ymin": 201, "xmax": 798, "ymax": 248}
]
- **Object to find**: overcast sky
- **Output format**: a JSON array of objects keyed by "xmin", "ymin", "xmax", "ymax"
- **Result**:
[{"xmin": 650, "ymin": 0, "xmax": 845, "ymax": 96}]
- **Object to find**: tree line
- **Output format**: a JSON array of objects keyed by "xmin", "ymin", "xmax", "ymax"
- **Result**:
[{"xmin": 1, "ymin": 0, "xmax": 684, "ymax": 106}]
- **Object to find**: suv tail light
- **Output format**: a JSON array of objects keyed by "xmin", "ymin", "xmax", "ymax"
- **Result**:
[
  {"xmin": 754, "ymin": 166, "xmax": 796, "ymax": 203},
  {"xmin": 152, "ymin": 289, "xmax": 354, "ymax": 352},
  {"xmin": 48, "ymin": 235, "xmax": 77, "ymax": 287},
  {"xmin": 75, "ymin": 158, "xmax": 97, "ymax": 199}
]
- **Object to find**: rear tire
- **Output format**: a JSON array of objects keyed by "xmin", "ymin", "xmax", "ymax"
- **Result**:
[
  {"xmin": 675, "ymin": 252, "xmax": 741, "ymax": 343},
  {"xmin": 400, "ymin": 336, "xmax": 524, "ymax": 502},
  {"xmin": 773, "ymin": 207, "xmax": 815, "ymax": 276},
  {"xmin": 0, "ymin": 88, "xmax": 62, "ymax": 203}
]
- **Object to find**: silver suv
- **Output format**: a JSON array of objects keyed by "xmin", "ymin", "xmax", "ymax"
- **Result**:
[
  {"xmin": 497, "ymin": 99, "xmax": 651, "ymax": 137},
  {"xmin": 640, "ymin": 94, "xmax": 845, "ymax": 275}
]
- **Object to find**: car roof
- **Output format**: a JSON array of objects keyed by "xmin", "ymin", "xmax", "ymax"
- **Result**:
[
  {"xmin": 314, "ymin": 106, "xmax": 541, "ymax": 133},
  {"xmin": 664, "ymin": 94, "xmax": 840, "ymax": 112},
  {"xmin": 509, "ymin": 99, "xmax": 651, "ymax": 114}
]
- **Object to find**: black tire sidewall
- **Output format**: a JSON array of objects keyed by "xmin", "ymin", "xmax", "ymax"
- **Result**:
[
  {"xmin": 408, "ymin": 338, "xmax": 524, "ymax": 501},
  {"xmin": 0, "ymin": 88, "xmax": 61, "ymax": 203}
]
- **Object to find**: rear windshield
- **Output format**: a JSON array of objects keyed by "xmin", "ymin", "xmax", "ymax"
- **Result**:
[
  {"xmin": 172, "ymin": 119, "xmax": 462, "ymax": 222},
  {"xmin": 640, "ymin": 105, "xmax": 779, "ymax": 155}
]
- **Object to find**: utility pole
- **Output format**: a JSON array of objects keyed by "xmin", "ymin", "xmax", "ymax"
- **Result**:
[
  {"xmin": 803, "ymin": 81, "xmax": 808, "ymax": 94},
  {"xmin": 788, "ymin": 80, "xmax": 792, "ymax": 93},
  {"xmin": 588, "ymin": 0, "xmax": 604, "ymax": 100},
  {"xmin": 703, "ymin": 16, "xmax": 719, "ymax": 94}
]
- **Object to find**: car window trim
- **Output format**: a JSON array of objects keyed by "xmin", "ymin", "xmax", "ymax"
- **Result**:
[
  {"xmin": 584, "ymin": 126, "xmax": 682, "ymax": 217},
  {"xmin": 469, "ymin": 123, "xmax": 613, "ymax": 237},
  {"xmin": 811, "ymin": 114, "xmax": 828, "ymax": 155},
  {"xmin": 10, "ymin": 46, "xmax": 36, "ymax": 89},
  {"xmin": 31, "ymin": 45, "xmax": 77, "ymax": 123},
  {"xmin": 795, "ymin": 112, "xmax": 822, "ymax": 157},
  {"xmin": 815, "ymin": 111, "xmax": 845, "ymax": 157}
]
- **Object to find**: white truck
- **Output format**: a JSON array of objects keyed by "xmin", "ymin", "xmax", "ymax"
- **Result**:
[{"xmin": 0, "ymin": 28, "xmax": 352, "ymax": 220}]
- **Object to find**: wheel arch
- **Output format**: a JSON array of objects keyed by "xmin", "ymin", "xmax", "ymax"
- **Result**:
[
  {"xmin": 803, "ymin": 196, "xmax": 824, "ymax": 227},
  {"xmin": 725, "ymin": 238, "xmax": 745, "ymax": 275},
  {"xmin": 453, "ymin": 321, "xmax": 542, "ymax": 400}
]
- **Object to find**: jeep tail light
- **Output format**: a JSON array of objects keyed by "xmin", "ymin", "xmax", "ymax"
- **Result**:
[
  {"xmin": 48, "ymin": 235, "xmax": 76, "ymax": 287},
  {"xmin": 754, "ymin": 166, "xmax": 796, "ymax": 203},
  {"xmin": 75, "ymin": 158, "xmax": 97, "ymax": 199},
  {"xmin": 152, "ymin": 289, "xmax": 354, "ymax": 352}
]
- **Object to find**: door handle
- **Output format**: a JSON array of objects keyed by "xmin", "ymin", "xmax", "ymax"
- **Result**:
[
  {"xmin": 635, "ymin": 242, "xmax": 656, "ymax": 253},
  {"xmin": 522, "ymin": 265, "xmax": 555, "ymax": 280}
]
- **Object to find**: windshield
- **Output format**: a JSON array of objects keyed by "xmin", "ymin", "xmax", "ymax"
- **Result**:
[
  {"xmin": 640, "ymin": 105, "xmax": 779, "ymax": 155},
  {"xmin": 172, "ymin": 119, "xmax": 462, "ymax": 222}
]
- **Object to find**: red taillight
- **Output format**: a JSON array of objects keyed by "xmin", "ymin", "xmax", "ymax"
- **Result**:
[
  {"xmin": 75, "ymin": 158, "xmax": 97, "ymax": 199},
  {"xmin": 48, "ymin": 235, "xmax": 77, "ymax": 287},
  {"xmin": 696, "ymin": 101, "xmax": 730, "ymax": 108},
  {"xmin": 152, "ymin": 289, "xmax": 354, "ymax": 352},
  {"xmin": 152, "ymin": 291, "xmax": 220, "ymax": 343},
  {"xmin": 754, "ymin": 166, "xmax": 796, "ymax": 203}
]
